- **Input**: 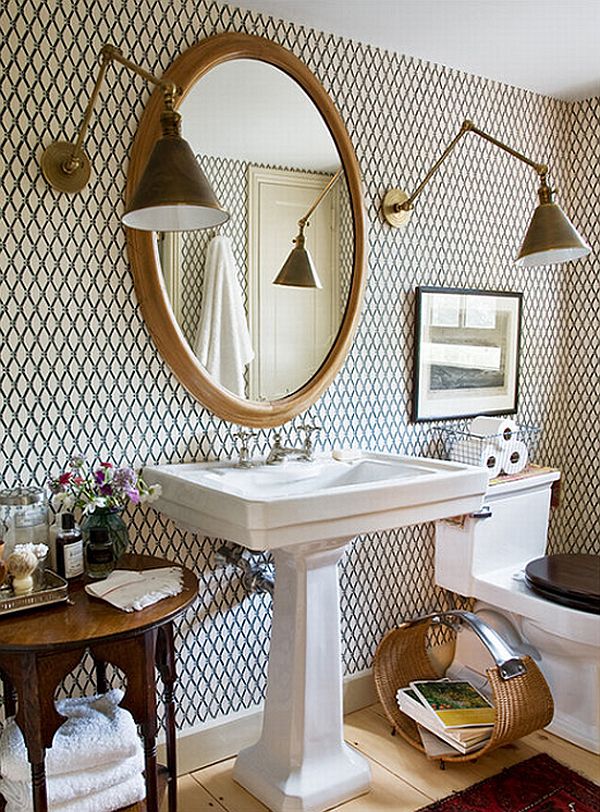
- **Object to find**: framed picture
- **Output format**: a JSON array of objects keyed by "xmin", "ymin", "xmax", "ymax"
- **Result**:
[{"xmin": 413, "ymin": 286, "xmax": 522, "ymax": 422}]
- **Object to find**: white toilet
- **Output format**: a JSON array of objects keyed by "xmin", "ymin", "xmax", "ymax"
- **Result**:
[{"xmin": 434, "ymin": 469, "xmax": 600, "ymax": 753}]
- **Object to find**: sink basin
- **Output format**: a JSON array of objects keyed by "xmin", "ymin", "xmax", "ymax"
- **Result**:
[
  {"xmin": 145, "ymin": 450, "xmax": 487, "ymax": 812},
  {"xmin": 144, "ymin": 451, "xmax": 488, "ymax": 549}
]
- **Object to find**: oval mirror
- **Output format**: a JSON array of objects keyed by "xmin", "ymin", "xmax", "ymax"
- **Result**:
[{"xmin": 126, "ymin": 33, "xmax": 365, "ymax": 427}]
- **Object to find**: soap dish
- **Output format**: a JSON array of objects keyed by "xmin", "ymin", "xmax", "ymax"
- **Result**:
[{"xmin": 0, "ymin": 570, "xmax": 69, "ymax": 616}]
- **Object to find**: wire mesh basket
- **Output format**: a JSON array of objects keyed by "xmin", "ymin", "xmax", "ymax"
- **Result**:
[{"xmin": 439, "ymin": 422, "xmax": 539, "ymax": 478}]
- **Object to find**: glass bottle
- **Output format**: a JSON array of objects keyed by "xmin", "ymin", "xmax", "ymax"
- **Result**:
[
  {"xmin": 85, "ymin": 527, "xmax": 115, "ymax": 580},
  {"xmin": 80, "ymin": 507, "xmax": 129, "ymax": 562},
  {"xmin": 55, "ymin": 513, "xmax": 84, "ymax": 581}
]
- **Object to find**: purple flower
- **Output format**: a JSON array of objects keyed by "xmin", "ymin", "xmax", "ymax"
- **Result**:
[
  {"xmin": 94, "ymin": 469, "xmax": 106, "ymax": 485},
  {"xmin": 100, "ymin": 483, "xmax": 113, "ymax": 496},
  {"xmin": 113, "ymin": 467, "xmax": 136, "ymax": 489},
  {"xmin": 125, "ymin": 487, "xmax": 140, "ymax": 504}
]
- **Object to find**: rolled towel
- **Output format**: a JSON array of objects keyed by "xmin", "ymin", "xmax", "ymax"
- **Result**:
[
  {"xmin": 468, "ymin": 416, "xmax": 518, "ymax": 444},
  {"xmin": 85, "ymin": 567, "xmax": 184, "ymax": 612},
  {"xmin": 0, "ymin": 690, "xmax": 141, "ymax": 781},
  {"xmin": 0, "ymin": 752, "xmax": 143, "ymax": 809},
  {"xmin": 1, "ymin": 772, "xmax": 145, "ymax": 812},
  {"xmin": 501, "ymin": 439, "xmax": 529, "ymax": 475}
]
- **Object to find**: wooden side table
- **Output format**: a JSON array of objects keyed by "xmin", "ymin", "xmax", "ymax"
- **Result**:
[{"xmin": 0, "ymin": 554, "xmax": 198, "ymax": 812}]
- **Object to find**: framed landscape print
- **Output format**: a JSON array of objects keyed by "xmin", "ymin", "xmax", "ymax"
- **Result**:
[{"xmin": 412, "ymin": 287, "xmax": 522, "ymax": 422}]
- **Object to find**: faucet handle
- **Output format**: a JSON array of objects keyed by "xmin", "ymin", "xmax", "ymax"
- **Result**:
[
  {"xmin": 234, "ymin": 429, "xmax": 256, "ymax": 468},
  {"xmin": 298, "ymin": 423, "xmax": 322, "ymax": 455},
  {"xmin": 299, "ymin": 423, "xmax": 321, "ymax": 437}
]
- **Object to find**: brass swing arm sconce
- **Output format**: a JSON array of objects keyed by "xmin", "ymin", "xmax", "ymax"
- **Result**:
[
  {"xmin": 274, "ymin": 167, "xmax": 343, "ymax": 288},
  {"xmin": 41, "ymin": 44, "xmax": 228, "ymax": 231},
  {"xmin": 382, "ymin": 119, "xmax": 590, "ymax": 267}
]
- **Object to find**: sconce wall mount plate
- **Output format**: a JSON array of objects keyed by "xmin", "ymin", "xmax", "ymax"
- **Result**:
[
  {"xmin": 382, "ymin": 188, "xmax": 411, "ymax": 228},
  {"xmin": 41, "ymin": 141, "xmax": 92, "ymax": 194}
]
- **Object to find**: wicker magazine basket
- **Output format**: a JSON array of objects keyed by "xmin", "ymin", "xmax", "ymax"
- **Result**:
[{"xmin": 373, "ymin": 611, "xmax": 553, "ymax": 763}]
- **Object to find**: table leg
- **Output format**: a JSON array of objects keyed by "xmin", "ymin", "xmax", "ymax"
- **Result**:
[
  {"xmin": 1, "ymin": 673, "xmax": 16, "ymax": 718},
  {"xmin": 31, "ymin": 761, "xmax": 48, "ymax": 812},
  {"xmin": 0, "ymin": 650, "xmax": 81, "ymax": 812},
  {"xmin": 94, "ymin": 657, "xmax": 108, "ymax": 694},
  {"xmin": 92, "ymin": 632, "xmax": 160, "ymax": 812},
  {"xmin": 156, "ymin": 623, "xmax": 177, "ymax": 812}
]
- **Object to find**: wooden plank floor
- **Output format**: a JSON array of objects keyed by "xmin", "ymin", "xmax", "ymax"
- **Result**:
[{"xmin": 166, "ymin": 704, "xmax": 600, "ymax": 811}]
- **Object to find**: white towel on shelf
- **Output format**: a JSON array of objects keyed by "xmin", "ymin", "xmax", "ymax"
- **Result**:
[
  {"xmin": 192, "ymin": 235, "xmax": 254, "ymax": 398},
  {"xmin": 85, "ymin": 567, "xmax": 184, "ymax": 612},
  {"xmin": 0, "ymin": 690, "xmax": 141, "ymax": 781},
  {"xmin": 0, "ymin": 753, "xmax": 144, "ymax": 810},
  {"xmin": 0, "ymin": 772, "xmax": 145, "ymax": 812}
]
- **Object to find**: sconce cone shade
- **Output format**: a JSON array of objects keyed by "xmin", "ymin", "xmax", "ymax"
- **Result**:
[
  {"xmin": 515, "ymin": 202, "xmax": 591, "ymax": 267},
  {"xmin": 273, "ymin": 232, "xmax": 323, "ymax": 288},
  {"xmin": 122, "ymin": 129, "xmax": 229, "ymax": 232}
]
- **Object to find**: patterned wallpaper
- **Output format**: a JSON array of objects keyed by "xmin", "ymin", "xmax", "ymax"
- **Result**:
[
  {"xmin": 547, "ymin": 96, "xmax": 599, "ymax": 554},
  {"xmin": 2, "ymin": 0, "xmax": 598, "ymax": 731}
]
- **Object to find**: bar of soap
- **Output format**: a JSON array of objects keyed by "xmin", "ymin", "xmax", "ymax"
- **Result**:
[{"xmin": 332, "ymin": 448, "xmax": 362, "ymax": 462}]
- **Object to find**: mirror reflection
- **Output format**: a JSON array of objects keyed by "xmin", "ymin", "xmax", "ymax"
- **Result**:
[{"xmin": 156, "ymin": 59, "xmax": 354, "ymax": 402}]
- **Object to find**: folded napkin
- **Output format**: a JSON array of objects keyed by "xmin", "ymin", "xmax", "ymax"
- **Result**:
[
  {"xmin": 0, "ymin": 690, "xmax": 141, "ymax": 781},
  {"xmin": 0, "ymin": 772, "xmax": 145, "ymax": 812},
  {"xmin": 85, "ymin": 567, "xmax": 184, "ymax": 612}
]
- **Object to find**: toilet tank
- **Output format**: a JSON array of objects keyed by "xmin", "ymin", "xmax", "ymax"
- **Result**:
[{"xmin": 434, "ymin": 469, "xmax": 560, "ymax": 597}]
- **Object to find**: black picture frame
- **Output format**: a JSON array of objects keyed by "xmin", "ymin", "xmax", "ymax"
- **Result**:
[{"xmin": 412, "ymin": 286, "xmax": 522, "ymax": 422}]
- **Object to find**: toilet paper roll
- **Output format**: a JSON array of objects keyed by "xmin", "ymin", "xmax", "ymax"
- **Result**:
[
  {"xmin": 501, "ymin": 439, "xmax": 529, "ymax": 475},
  {"xmin": 468, "ymin": 416, "xmax": 519, "ymax": 445},
  {"xmin": 450, "ymin": 439, "xmax": 503, "ymax": 478}
]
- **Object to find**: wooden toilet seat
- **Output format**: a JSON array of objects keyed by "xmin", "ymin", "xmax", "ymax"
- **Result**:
[{"xmin": 524, "ymin": 553, "xmax": 600, "ymax": 614}]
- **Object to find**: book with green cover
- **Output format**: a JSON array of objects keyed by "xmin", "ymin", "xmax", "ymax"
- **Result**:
[
  {"xmin": 409, "ymin": 679, "xmax": 495, "ymax": 729},
  {"xmin": 396, "ymin": 687, "xmax": 492, "ymax": 748}
]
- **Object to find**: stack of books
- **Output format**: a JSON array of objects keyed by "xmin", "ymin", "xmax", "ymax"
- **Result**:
[{"xmin": 396, "ymin": 678, "xmax": 495, "ymax": 756}]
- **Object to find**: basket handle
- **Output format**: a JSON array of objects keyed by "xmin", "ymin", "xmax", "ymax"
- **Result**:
[{"xmin": 401, "ymin": 610, "xmax": 527, "ymax": 680}]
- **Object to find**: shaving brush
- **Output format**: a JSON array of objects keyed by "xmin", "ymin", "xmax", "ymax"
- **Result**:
[{"xmin": 7, "ymin": 549, "xmax": 38, "ymax": 595}]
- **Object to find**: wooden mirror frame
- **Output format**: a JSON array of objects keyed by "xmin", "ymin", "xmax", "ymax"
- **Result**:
[{"xmin": 126, "ymin": 33, "xmax": 366, "ymax": 428}]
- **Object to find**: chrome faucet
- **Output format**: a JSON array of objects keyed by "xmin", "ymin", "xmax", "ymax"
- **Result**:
[{"xmin": 266, "ymin": 424, "xmax": 321, "ymax": 465}]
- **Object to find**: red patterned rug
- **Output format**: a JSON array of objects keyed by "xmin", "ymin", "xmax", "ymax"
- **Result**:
[{"xmin": 417, "ymin": 754, "xmax": 599, "ymax": 811}]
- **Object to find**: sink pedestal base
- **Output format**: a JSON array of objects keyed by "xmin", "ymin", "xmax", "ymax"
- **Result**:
[{"xmin": 233, "ymin": 537, "xmax": 371, "ymax": 812}]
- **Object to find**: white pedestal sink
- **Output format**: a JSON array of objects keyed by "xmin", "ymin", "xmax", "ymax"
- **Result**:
[{"xmin": 144, "ymin": 452, "xmax": 488, "ymax": 812}]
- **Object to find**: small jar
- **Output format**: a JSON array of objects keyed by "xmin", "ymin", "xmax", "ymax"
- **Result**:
[{"xmin": 85, "ymin": 527, "xmax": 115, "ymax": 580}]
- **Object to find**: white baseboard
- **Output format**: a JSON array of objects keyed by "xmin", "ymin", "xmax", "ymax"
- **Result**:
[
  {"xmin": 159, "ymin": 668, "xmax": 377, "ymax": 775},
  {"xmin": 160, "ymin": 641, "xmax": 454, "ymax": 775}
]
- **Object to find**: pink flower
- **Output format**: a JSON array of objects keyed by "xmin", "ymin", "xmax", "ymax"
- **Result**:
[
  {"xmin": 100, "ymin": 462, "xmax": 113, "ymax": 469},
  {"xmin": 59, "ymin": 472, "xmax": 72, "ymax": 486}
]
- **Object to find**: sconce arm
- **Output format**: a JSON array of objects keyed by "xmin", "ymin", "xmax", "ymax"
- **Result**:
[
  {"xmin": 298, "ymin": 167, "xmax": 343, "ymax": 230},
  {"xmin": 399, "ymin": 119, "xmax": 549, "ymax": 213},
  {"xmin": 42, "ymin": 43, "xmax": 180, "ymax": 191}
]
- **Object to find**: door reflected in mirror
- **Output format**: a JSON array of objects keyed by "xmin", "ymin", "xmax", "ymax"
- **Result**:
[{"xmin": 156, "ymin": 59, "xmax": 354, "ymax": 402}]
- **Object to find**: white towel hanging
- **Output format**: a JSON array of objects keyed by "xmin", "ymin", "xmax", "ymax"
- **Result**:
[{"xmin": 193, "ymin": 235, "xmax": 254, "ymax": 398}]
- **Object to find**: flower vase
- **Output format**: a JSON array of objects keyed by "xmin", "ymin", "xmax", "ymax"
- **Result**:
[{"xmin": 80, "ymin": 507, "xmax": 129, "ymax": 562}]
